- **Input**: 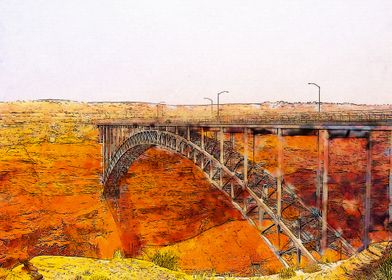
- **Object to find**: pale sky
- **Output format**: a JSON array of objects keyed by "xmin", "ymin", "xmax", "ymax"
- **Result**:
[{"xmin": 0, "ymin": 1, "xmax": 391, "ymax": 104}]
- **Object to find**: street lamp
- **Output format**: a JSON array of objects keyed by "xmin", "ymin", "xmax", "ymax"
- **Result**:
[
  {"xmin": 217, "ymin": 90, "xmax": 229, "ymax": 119},
  {"xmin": 204, "ymin": 97, "xmax": 213, "ymax": 116},
  {"xmin": 308, "ymin": 83, "xmax": 321, "ymax": 113}
]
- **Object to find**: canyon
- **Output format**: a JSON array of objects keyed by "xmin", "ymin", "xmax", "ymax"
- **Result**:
[{"xmin": 0, "ymin": 101, "xmax": 391, "ymax": 276}]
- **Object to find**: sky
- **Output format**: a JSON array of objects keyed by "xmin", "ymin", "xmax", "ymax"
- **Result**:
[{"xmin": 0, "ymin": 1, "xmax": 391, "ymax": 104}]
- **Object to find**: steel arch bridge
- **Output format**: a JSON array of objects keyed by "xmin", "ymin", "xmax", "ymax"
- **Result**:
[{"xmin": 98, "ymin": 125, "xmax": 360, "ymax": 268}]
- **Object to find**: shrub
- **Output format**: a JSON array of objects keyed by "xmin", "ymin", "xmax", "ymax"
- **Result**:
[
  {"xmin": 279, "ymin": 267, "xmax": 296, "ymax": 279},
  {"xmin": 373, "ymin": 252, "xmax": 392, "ymax": 280},
  {"xmin": 302, "ymin": 263, "xmax": 321, "ymax": 273},
  {"xmin": 89, "ymin": 274, "xmax": 110, "ymax": 280},
  {"xmin": 112, "ymin": 249, "xmax": 124, "ymax": 259},
  {"xmin": 151, "ymin": 250, "xmax": 179, "ymax": 271}
]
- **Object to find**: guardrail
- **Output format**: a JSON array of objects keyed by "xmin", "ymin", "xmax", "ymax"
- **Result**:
[{"xmin": 96, "ymin": 110, "xmax": 392, "ymax": 126}]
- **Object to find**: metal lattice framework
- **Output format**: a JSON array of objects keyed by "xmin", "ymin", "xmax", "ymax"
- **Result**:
[{"xmin": 101, "ymin": 127, "xmax": 356, "ymax": 267}]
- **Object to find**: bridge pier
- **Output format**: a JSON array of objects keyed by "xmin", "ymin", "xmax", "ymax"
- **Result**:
[
  {"xmin": 363, "ymin": 132, "xmax": 372, "ymax": 249},
  {"xmin": 277, "ymin": 128, "xmax": 283, "ymax": 220},
  {"xmin": 316, "ymin": 130, "xmax": 322, "ymax": 210},
  {"xmin": 321, "ymin": 129, "xmax": 329, "ymax": 254}
]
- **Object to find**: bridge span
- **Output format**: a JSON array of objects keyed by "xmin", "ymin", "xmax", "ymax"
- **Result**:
[{"xmin": 97, "ymin": 116, "xmax": 392, "ymax": 268}]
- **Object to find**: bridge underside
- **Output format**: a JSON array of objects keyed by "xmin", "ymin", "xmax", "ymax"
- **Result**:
[{"xmin": 104, "ymin": 144, "xmax": 152, "ymax": 197}]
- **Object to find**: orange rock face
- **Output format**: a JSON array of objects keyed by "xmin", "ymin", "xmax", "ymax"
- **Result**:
[{"xmin": 0, "ymin": 142, "xmax": 122, "ymax": 268}]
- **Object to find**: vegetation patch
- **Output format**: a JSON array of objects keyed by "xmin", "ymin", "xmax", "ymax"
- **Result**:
[
  {"xmin": 151, "ymin": 250, "xmax": 179, "ymax": 271},
  {"xmin": 350, "ymin": 243, "xmax": 392, "ymax": 280},
  {"xmin": 302, "ymin": 263, "xmax": 321, "ymax": 274},
  {"xmin": 278, "ymin": 267, "xmax": 296, "ymax": 279}
]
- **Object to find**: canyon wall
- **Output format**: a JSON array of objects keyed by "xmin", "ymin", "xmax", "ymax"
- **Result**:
[{"xmin": 0, "ymin": 101, "xmax": 390, "ymax": 275}]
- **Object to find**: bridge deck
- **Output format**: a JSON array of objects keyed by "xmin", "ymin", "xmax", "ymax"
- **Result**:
[
  {"xmin": 96, "ymin": 120, "xmax": 392, "ymax": 130},
  {"xmin": 96, "ymin": 109, "xmax": 392, "ymax": 130}
]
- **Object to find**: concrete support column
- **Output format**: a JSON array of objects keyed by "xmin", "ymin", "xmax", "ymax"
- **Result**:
[
  {"xmin": 321, "ymin": 129, "xmax": 329, "ymax": 254},
  {"xmin": 243, "ymin": 128, "xmax": 249, "ymax": 187},
  {"xmin": 277, "ymin": 128, "xmax": 283, "ymax": 219},
  {"xmin": 364, "ymin": 132, "xmax": 372, "ymax": 249}
]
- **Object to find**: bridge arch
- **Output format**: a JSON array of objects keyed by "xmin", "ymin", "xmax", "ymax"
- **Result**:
[{"xmin": 101, "ymin": 127, "xmax": 355, "ymax": 268}]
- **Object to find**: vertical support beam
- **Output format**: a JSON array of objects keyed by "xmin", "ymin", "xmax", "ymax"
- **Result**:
[
  {"xmin": 243, "ymin": 128, "xmax": 249, "ymax": 187},
  {"xmin": 220, "ymin": 127, "xmax": 224, "ymax": 163},
  {"xmin": 277, "ymin": 128, "xmax": 283, "ymax": 219},
  {"xmin": 108, "ymin": 126, "xmax": 112, "ymax": 160},
  {"xmin": 297, "ymin": 217, "xmax": 302, "ymax": 267},
  {"xmin": 100, "ymin": 126, "xmax": 105, "ymax": 176},
  {"xmin": 187, "ymin": 126, "xmax": 190, "ymax": 141},
  {"xmin": 104, "ymin": 126, "xmax": 109, "ymax": 169},
  {"xmin": 276, "ymin": 128, "xmax": 283, "ymax": 253},
  {"xmin": 121, "ymin": 126, "xmax": 123, "ymax": 144},
  {"xmin": 175, "ymin": 127, "xmax": 179, "ymax": 152},
  {"xmin": 201, "ymin": 127, "xmax": 205, "ymax": 150},
  {"xmin": 200, "ymin": 128, "xmax": 205, "ymax": 170},
  {"xmin": 364, "ymin": 132, "xmax": 372, "ymax": 249},
  {"xmin": 220, "ymin": 127, "xmax": 224, "ymax": 188},
  {"xmin": 321, "ymin": 129, "xmax": 329, "ymax": 254},
  {"xmin": 230, "ymin": 132, "xmax": 235, "ymax": 147},
  {"xmin": 316, "ymin": 130, "xmax": 322, "ymax": 210},
  {"xmin": 230, "ymin": 181, "xmax": 234, "ymax": 198},
  {"xmin": 389, "ymin": 130, "xmax": 392, "ymax": 225},
  {"xmin": 252, "ymin": 131, "xmax": 255, "ymax": 162},
  {"xmin": 116, "ymin": 126, "xmax": 120, "ymax": 148}
]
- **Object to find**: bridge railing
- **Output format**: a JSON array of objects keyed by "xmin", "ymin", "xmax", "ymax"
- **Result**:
[{"xmin": 158, "ymin": 110, "xmax": 392, "ymax": 125}]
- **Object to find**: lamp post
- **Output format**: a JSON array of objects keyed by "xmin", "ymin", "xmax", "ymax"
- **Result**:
[
  {"xmin": 308, "ymin": 83, "xmax": 321, "ymax": 113},
  {"xmin": 217, "ymin": 90, "xmax": 229, "ymax": 119},
  {"xmin": 204, "ymin": 97, "xmax": 214, "ymax": 117}
]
